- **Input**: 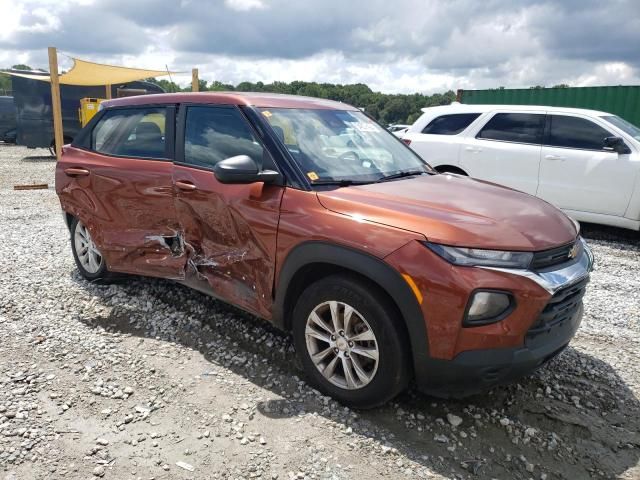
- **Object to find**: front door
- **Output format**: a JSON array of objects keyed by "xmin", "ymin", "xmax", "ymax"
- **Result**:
[
  {"xmin": 72, "ymin": 104, "xmax": 186, "ymax": 278},
  {"xmin": 459, "ymin": 111, "xmax": 545, "ymax": 195},
  {"xmin": 537, "ymin": 114, "xmax": 636, "ymax": 216},
  {"xmin": 173, "ymin": 104, "xmax": 284, "ymax": 318}
]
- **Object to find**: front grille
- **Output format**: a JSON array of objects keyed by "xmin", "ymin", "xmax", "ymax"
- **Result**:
[
  {"xmin": 530, "ymin": 241, "xmax": 578, "ymax": 270},
  {"xmin": 527, "ymin": 277, "xmax": 588, "ymax": 338}
]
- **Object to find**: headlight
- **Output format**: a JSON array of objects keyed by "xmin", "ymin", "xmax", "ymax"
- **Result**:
[{"xmin": 424, "ymin": 242, "xmax": 533, "ymax": 269}]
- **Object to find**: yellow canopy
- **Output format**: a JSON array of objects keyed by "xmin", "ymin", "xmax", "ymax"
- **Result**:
[{"xmin": 4, "ymin": 57, "xmax": 177, "ymax": 86}]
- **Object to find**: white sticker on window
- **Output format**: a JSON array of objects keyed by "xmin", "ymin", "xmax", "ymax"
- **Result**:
[{"xmin": 352, "ymin": 122, "xmax": 378, "ymax": 133}]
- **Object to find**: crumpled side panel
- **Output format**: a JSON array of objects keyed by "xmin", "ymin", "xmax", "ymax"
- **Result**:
[{"xmin": 173, "ymin": 165, "xmax": 283, "ymax": 319}]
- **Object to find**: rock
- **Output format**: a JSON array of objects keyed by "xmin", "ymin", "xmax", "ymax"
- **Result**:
[
  {"xmin": 434, "ymin": 434, "xmax": 449, "ymax": 443},
  {"xmin": 93, "ymin": 466, "xmax": 105, "ymax": 477},
  {"xmin": 95, "ymin": 438, "xmax": 109, "ymax": 446},
  {"xmin": 447, "ymin": 413, "xmax": 463, "ymax": 427},
  {"xmin": 176, "ymin": 461, "xmax": 195, "ymax": 472}
]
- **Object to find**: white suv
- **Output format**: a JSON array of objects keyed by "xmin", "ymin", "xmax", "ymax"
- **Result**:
[{"xmin": 402, "ymin": 104, "xmax": 640, "ymax": 231}]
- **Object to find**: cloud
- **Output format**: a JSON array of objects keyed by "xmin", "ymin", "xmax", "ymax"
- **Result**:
[
  {"xmin": 2, "ymin": 0, "xmax": 639, "ymax": 93},
  {"xmin": 224, "ymin": 0, "xmax": 265, "ymax": 11}
]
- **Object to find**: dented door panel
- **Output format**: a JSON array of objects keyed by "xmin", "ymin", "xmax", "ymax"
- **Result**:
[
  {"xmin": 173, "ymin": 165, "xmax": 283, "ymax": 318},
  {"xmin": 56, "ymin": 147, "xmax": 187, "ymax": 278}
]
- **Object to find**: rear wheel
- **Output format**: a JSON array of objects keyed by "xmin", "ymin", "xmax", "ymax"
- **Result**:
[
  {"xmin": 292, "ymin": 275, "xmax": 410, "ymax": 409},
  {"xmin": 70, "ymin": 218, "xmax": 111, "ymax": 281}
]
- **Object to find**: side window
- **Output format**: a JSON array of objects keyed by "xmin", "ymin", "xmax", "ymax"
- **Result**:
[
  {"xmin": 477, "ymin": 113, "xmax": 545, "ymax": 144},
  {"xmin": 183, "ymin": 106, "xmax": 266, "ymax": 169},
  {"xmin": 422, "ymin": 113, "xmax": 481, "ymax": 135},
  {"xmin": 92, "ymin": 107, "xmax": 167, "ymax": 159},
  {"xmin": 547, "ymin": 115, "xmax": 612, "ymax": 150}
]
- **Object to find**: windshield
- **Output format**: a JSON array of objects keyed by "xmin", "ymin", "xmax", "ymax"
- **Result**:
[
  {"xmin": 602, "ymin": 115, "xmax": 640, "ymax": 141},
  {"xmin": 259, "ymin": 108, "xmax": 432, "ymax": 184}
]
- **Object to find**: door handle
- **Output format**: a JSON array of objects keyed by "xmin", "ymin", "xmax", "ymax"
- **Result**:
[
  {"xmin": 175, "ymin": 180, "xmax": 197, "ymax": 191},
  {"xmin": 545, "ymin": 154, "xmax": 565, "ymax": 161},
  {"xmin": 465, "ymin": 146, "xmax": 483, "ymax": 153},
  {"xmin": 64, "ymin": 167, "xmax": 90, "ymax": 177}
]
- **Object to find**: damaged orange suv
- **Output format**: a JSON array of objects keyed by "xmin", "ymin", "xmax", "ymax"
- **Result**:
[{"xmin": 56, "ymin": 92, "xmax": 594, "ymax": 408}]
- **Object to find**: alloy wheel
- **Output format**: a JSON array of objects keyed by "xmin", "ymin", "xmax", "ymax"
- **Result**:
[
  {"xmin": 304, "ymin": 300, "xmax": 379, "ymax": 390},
  {"xmin": 74, "ymin": 221, "xmax": 103, "ymax": 274}
]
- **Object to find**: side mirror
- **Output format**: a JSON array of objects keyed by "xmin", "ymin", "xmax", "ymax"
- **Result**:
[
  {"xmin": 213, "ymin": 155, "xmax": 281, "ymax": 184},
  {"xmin": 603, "ymin": 136, "xmax": 631, "ymax": 154}
]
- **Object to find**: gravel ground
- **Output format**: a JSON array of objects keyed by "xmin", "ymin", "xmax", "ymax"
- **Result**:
[{"xmin": 0, "ymin": 144, "xmax": 639, "ymax": 480}]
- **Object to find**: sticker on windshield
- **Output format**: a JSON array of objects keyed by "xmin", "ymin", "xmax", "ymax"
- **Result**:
[
  {"xmin": 352, "ymin": 122, "xmax": 378, "ymax": 133},
  {"xmin": 307, "ymin": 171, "xmax": 319, "ymax": 181},
  {"xmin": 262, "ymin": 110, "xmax": 273, "ymax": 118}
]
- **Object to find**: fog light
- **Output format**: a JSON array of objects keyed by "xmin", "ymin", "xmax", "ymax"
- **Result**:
[{"xmin": 464, "ymin": 291, "xmax": 512, "ymax": 326}]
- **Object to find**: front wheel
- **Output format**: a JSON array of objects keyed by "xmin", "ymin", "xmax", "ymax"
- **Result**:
[
  {"xmin": 292, "ymin": 275, "xmax": 411, "ymax": 409},
  {"xmin": 70, "ymin": 218, "xmax": 111, "ymax": 281}
]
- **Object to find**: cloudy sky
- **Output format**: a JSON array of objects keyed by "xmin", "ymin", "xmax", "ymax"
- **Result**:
[{"xmin": 1, "ymin": 0, "xmax": 639, "ymax": 94}]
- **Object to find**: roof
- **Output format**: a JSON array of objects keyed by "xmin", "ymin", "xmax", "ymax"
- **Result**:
[
  {"xmin": 102, "ymin": 92, "xmax": 357, "ymax": 110},
  {"xmin": 421, "ymin": 102, "xmax": 611, "ymax": 117},
  {"xmin": 2, "ymin": 58, "xmax": 175, "ymax": 86}
]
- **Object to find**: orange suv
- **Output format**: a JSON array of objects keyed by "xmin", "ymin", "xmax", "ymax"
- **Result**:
[{"xmin": 56, "ymin": 92, "xmax": 594, "ymax": 408}]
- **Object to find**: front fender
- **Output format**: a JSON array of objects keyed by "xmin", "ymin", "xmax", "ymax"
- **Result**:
[{"xmin": 272, "ymin": 240, "xmax": 430, "ymax": 376}]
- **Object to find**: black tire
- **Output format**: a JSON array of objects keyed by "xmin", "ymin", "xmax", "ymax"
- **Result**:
[
  {"xmin": 70, "ymin": 217, "xmax": 112, "ymax": 282},
  {"xmin": 292, "ymin": 274, "xmax": 411, "ymax": 409}
]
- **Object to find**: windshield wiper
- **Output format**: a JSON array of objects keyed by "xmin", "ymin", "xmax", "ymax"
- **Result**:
[
  {"xmin": 310, "ymin": 179, "xmax": 374, "ymax": 186},
  {"xmin": 377, "ymin": 170, "xmax": 427, "ymax": 182}
]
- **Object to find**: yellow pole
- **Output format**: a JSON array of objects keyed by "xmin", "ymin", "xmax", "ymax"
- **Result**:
[
  {"xmin": 192, "ymin": 68, "xmax": 199, "ymax": 92},
  {"xmin": 105, "ymin": 84, "xmax": 112, "ymax": 99},
  {"xmin": 48, "ymin": 47, "xmax": 64, "ymax": 161}
]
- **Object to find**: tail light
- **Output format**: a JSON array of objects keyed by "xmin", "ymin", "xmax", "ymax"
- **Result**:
[{"xmin": 402, "ymin": 138, "xmax": 412, "ymax": 146}]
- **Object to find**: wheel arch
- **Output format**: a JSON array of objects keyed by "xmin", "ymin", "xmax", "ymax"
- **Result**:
[
  {"xmin": 63, "ymin": 211, "xmax": 75, "ymax": 231},
  {"xmin": 434, "ymin": 165, "xmax": 468, "ymax": 175},
  {"xmin": 272, "ymin": 241, "xmax": 430, "ymax": 374}
]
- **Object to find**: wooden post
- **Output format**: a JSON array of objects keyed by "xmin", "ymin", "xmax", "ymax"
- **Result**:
[
  {"xmin": 105, "ymin": 84, "xmax": 112, "ymax": 99},
  {"xmin": 192, "ymin": 68, "xmax": 199, "ymax": 92},
  {"xmin": 48, "ymin": 47, "xmax": 64, "ymax": 161}
]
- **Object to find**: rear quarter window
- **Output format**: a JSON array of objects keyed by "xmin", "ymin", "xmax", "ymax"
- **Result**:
[{"xmin": 421, "ymin": 113, "xmax": 481, "ymax": 135}]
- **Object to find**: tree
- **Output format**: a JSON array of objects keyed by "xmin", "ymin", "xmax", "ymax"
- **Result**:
[
  {"xmin": 142, "ymin": 75, "xmax": 458, "ymax": 124},
  {"xmin": 11, "ymin": 64, "xmax": 32, "ymax": 71}
]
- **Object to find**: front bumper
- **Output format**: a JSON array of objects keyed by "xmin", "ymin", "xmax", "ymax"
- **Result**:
[
  {"xmin": 385, "ymin": 238, "xmax": 593, "ymax": 398},
  {"xmin": 417, "ymin": 295, "xmax": 583, "ymax": 398}
]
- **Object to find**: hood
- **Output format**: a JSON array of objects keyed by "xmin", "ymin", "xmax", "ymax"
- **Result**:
[{"xmin": 316, "ymin": 174, "xmax": 578, "ymax": 251}]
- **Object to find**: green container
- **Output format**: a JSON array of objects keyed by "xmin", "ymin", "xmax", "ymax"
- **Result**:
[{"xmin": 459, "ymin": 86, "xmax": 640, "ymax": 127}]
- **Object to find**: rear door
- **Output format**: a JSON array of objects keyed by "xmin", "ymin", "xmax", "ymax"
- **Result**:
[
  {"xmin": 59, "ymin": 105, "xmax": 187, "ymax": 278},
  {"xmin": 173, "ymin": 104, "xmax": 284, "ymax": 318},
  {"xmin": 538, "ymin": 113, "xmax": 636, "ymax": 216},
  {"xmin": 459, "ymin": 111, "xmax": 545, "ymax": 195}
]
